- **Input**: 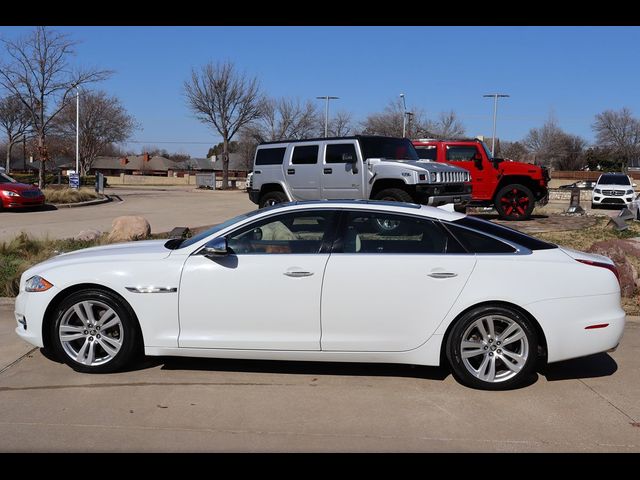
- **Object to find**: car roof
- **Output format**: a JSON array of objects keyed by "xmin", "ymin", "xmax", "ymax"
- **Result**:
[{"xmin": 256, "ymin": 200, "xmax": 466, "ymax": 221}]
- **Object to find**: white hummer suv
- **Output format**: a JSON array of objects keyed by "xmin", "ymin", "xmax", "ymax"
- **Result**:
[{"xmin": 247, "ymin": 135, "xmax": 472, "ymax": 208}]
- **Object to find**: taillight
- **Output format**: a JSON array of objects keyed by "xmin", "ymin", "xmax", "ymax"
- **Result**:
[{"xmin": 576, "ymin": 259, "xmax": 620, "ymax": 285}]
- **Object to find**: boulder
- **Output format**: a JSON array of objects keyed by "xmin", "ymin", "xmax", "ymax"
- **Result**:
[
  {"xmin": 74, "ymin": 229, "xmax": 102, "ymax": 242},
  {"xmin": 107, "ymin": 216, "xmax": 151, "ymax": 242},
  {"xmin": 587, "ymin": 239, "xmax": 640, "ymax": 297}
]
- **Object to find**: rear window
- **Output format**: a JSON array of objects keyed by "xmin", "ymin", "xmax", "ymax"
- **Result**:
[
  {"xmin": 452, "ymin": 216, "xmax": 557, "ymax": 251},
  {"xmin": 446, "ymin": 224, "xmax": 516, "ymax": 254},
  {"xmin": 255, "ymin": 147, "xmax": 286, "ymax": 166},
  {"xmin": 415, "ymin": 146, "xmax": 437, "ymax": 161},
  {"xmin": 598, "ymin": 174, "xmax": 631, "ymax": 185},
  {"xmin": 292, "ymin": 145, "xmax": 319, "ymax": 165}
]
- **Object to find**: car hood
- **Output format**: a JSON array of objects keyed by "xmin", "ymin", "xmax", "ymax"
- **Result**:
[
  {"xmin": 497, "ymin": 159, "xmax": 543, "ymax": 174},
  {"xmin": 34, "ymin": 240, "xmax": 171, "ymax": 270},
  {"xmin": 0, "ymin": 182, "xmax": 41, "ymax": 193},
  {"xmin": 381, "ymin": 159, "xmax": 468, "ymax": 173}
]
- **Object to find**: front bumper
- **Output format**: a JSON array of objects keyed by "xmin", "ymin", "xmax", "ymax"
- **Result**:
[
  {"xmin": 14, "ymin": 288, "xmax": 59, "ymax": 349},
  {"xmin": 1, "ymin": 195, "xmax": 45, "ymax": 209},
  {"xmin": 416, "ymin": 183, "xmax": 472, "ymax": 206},
  {"xmin": 592, "ymin": 194, "xmax": 634, "ymax": 206}
]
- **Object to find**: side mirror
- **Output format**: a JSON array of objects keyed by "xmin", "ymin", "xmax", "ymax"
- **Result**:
[
  {"xmin": 473, "ymin": 153, "xmax": 483, "ymax": 170},
  {"xmin": 343, "ymin": 153, "xmax": 358, "ymax": 174},
  {"xmin": 201, "ymin": 237, "xmax": 228, "ymax": 256}
]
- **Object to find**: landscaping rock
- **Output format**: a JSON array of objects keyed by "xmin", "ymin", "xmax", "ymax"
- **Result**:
[
  {"xmin": 74, "ymin": 229, "xmax": 102, "ymax": 242},
  {"xmin": 107, "ymin": 216, "xmax": 151, "ymax": 242},
  {"xmin": 587, "ymin": 239, "xmax": 640, "ymax": 297}
]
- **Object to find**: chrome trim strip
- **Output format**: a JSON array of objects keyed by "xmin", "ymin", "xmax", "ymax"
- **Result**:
[{"xmin": 125, "ymin": 286, "xmax": 178, "ymax": 294}]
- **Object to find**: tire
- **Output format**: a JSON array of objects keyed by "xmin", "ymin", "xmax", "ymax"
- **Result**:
[
  {"xmin": 591, "ymin": 203, "xmax": 599, "ymax": 210},
  {"xmin": 50, "ymin": 289, "xmax": 141, "ymax": 373},
  {"xmin": 494, "ymin": 184, "xmax": 535, "ymax": 220},
  {"xmin": 454, "ymin": 204, "xmax": 467, "ymax": 214},
  {"xmin": 259, "ymin": 191, "xmax": 288, "ymax": 209},
  {"xmin": 372, "ymin": 188, "xmax": 414, "ymax": 203},
  {"xmin": 446, "ymin": 305, "xmax": 538, "ymax": 390}
]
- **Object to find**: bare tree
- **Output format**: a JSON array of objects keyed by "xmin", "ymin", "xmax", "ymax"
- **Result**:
[
  {"xmin": 524, "ymin": 115, "xmax": 586, "ymax": 169},
  {"xmin": 592, "ymin": 108, "xmax": 640, "ymax": 171},
  {"xmin": 184, "ymin": 61, "xmax": 262, "ymax": 189},
  {"xmin": 52, "ymin": 90, "xmax": 137, "ymax": 175},
  {"xmin": 0, "ymin": 27, "xmax": 112, "ymax": 187},
  {"xmin": 328, "ymin": 110, "xmax": 353, "ymax": 137},
  {"xmin": 247, "ymin": 97, "xmax": 319, "ymax": 142},
  {"xmin": 426, "ymin": 111, "xmax": 466, "ymax": 138},
  {"xmin": 361, "ymin": 98, "xmax": 430, "ymax": 138},
  {"xmin": 0, "ymin": 95, "xmax": 31, "ymax": 173},
  {"xmin": 499, "ymin": 141, "xmax": 529, "ymax": 161}
]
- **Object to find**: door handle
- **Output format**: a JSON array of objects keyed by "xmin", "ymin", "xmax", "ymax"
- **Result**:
[
  {"xmin": 324, "ymin": 168, "xmax": 332, "ymax": 174},
  {"xmin": 428, "ymin": 272, "xmax": 457, "ymax": 279},
  {"xmin": 284, "ymin": 271, "xmax": 314, "ymax": 278},
  {"xmin": 287, "ymin": 168, "xmax": 295, "ymax": 175}
]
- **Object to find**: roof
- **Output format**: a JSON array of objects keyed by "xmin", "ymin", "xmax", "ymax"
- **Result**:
[{"xmin": 258, "ymin": 135, "xmax": 408, "ymax": 146}]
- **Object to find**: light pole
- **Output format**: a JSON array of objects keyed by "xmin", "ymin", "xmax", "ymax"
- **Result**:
[
  {"xmin": 75, "ymin": 86, "xmax": 80, "ymax": 175},
  {"xmin": 316, "ymin": 96, "xmax": 339, "ymax": 137},
  {"xmin": 483, "ymin": 93, "xmax": 509, "ymax": 156},
  {"xmin": 400, "ymin": 93, "xmax": 407, "ymax": 137}
]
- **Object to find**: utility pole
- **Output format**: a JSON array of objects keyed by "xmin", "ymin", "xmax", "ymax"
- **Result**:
[
  {"xmin": 483, "ymin": 93, "xmax": 509, "ymax": 156},
  {"xmin": 316, "ymin": 96, "xmax": 339, "ymax": 137},
  {"xmin": 400, "ymin": 93, "xmax": 407, "ymax": 137},
  {"xmin": 75, "ymin": 87, "xmax": 80, "ymax": 175}
]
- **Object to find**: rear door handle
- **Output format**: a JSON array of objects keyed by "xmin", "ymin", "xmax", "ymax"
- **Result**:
[
  {"xmin": 428, "ymin": 272, "xmax": 457, "ymax": 279},
  {"xmin": 287, "ymin": 168, "xmax": 295, "ymax": 175},
  {"xmin": 284, "ymin": 271, "xmax": 314, "ymax": 278},
  {"xmin": 324, "ymin": 168, "xmax": 332, "ymax": 174}
]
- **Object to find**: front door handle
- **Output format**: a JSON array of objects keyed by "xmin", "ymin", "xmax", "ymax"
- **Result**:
[
  {"xmin": 284, "ymin": 271, "xmax": 314, "ymax": 278},
  {"xmin": 428, "ymin": 272, "xmax": 457, "ymax": 279},
  {"xmin": 287, "ymin": 168, "xmax": 295, "ymax": 175},
  {"xmin": 324, "ymin": 168, "xmax": 332, "ymax": 174}
]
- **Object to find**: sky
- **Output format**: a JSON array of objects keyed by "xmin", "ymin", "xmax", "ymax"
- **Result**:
[{"xmin": 1, "ymin": 26, "xmax": 639, "ymax": 159}]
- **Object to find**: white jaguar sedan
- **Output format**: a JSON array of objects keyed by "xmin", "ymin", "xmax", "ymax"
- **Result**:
[{"xmin": 15, "ymin": 201, "xmax": 625, "ymax": 390}]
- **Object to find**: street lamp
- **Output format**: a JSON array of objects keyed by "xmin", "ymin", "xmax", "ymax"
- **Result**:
[
  {"xmin": 316, "ymin": 96, "xmax": 339, "ymax": 137},
  {"xmin": 75, "ymin": 86, "xmax": 80, "ymax": 175},
  {"xmin": 483, "ymin": 93, "xmax": 510, "ymax": 157},
  {"xmin": 400, "ymin": 93, "xmax": 407, "ymax": 137}
]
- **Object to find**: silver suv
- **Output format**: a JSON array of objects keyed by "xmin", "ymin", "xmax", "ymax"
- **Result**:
[
  {"xmin": 591, "ymin": 173, "xmax": 637, "ymax": 209},
  {"xmin": 247, "ymin": 136, "xmax": 472, "ymax": 208}
]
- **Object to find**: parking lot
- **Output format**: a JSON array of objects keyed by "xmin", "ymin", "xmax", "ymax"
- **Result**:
[{"xmin": 0, "ymin": 300, "xmax": 638, "ymax": 452}]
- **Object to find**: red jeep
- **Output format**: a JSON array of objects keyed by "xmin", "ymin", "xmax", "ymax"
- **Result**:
[{"xmin": 412, "ymin": 138, "xmax": 549, "ymax": 220}]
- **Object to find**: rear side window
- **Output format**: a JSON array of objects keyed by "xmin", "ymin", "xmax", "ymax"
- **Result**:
[
  {"xmin": 326, "ymin": 143, "xmax": 357, "ymax": 164},
  {"xmin": 453, "ymin": 216, "xmax": 556, "ymax": 251},
  {"xmin": 446, "ymin": 146, "xmax": 478, "ymax": 161},
  {"xmin": 292, "ymin": 145, "xmax": 319, "ymax": 165},
  {"xmin": 415, "ymin": 146, "xmax": 437, "ymax": 161},
  {"xmin": 255, "ymin": 147, "xmax": 286, "ymax": 166},
  {"xmin": 445, "ymin": 223, "xmax": 516, "ymax": 254}
]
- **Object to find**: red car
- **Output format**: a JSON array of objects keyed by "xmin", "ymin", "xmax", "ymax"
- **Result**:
[{"xmin": 0, "ymin": 170, "xmax": 45, "ymax": 210}]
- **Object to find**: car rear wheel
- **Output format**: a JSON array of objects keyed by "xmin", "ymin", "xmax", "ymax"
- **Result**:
[
  {"xmin": 259, "ymin": 191, "xmax": 288, "ymax": 209},
  {"xmin": 446, "ymin": 305, "xmax": 538, "ymax": 390},
  {"xmin": 494, "ymin": 184, "xmax": 535, "ymax": 220},
  {"xmin": 50, "ymin": 289, "xmax": 140, "ymax": 373}
]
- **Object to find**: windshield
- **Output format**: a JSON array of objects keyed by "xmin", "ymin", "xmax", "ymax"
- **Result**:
[
  {"xmin": 359, "ymin": 137, "xmax": 419, "ymax": 161},
  {"xmin": 481, "ymin": 142, "xmax": 493, "ymax": 160},
  {"xmin": 598, "ymin": 174, "xmax": 631, "ymax": 185},
  {"xmin": 0, "ymin": 173, "xmax": 17, "ymax": 184},
  {"xmin": 175, "ymin": 209, "xmax": 264, "ymax": 249}
]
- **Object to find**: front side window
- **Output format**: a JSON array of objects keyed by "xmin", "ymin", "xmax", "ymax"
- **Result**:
[
  {"xmin": 291, "ymin": 145, "xmax": 319, "ymax": 165},
  {"xmin": 338, "ymin": 211, "xmax": 459, "ymax": 254},
  {"xmin": 227, "ymin": 210, "xmax": 335, "ymax": 254},
  {"xmin": 326, "ymin": 143, "xmax": 357, "ymax": 164},
  {"xmin": 446, "ymin": 146, "xmax": 478, "ymax": 162}
]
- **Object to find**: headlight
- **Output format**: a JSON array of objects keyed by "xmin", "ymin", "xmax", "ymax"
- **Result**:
[
  {"xmin": 627, "ymin": 190, "xmax": 634, "ymax": 195},
  {"xmin": 25, "ymin": 275, "xmax": 54, "ymax": 292},
  {"xmin": 594, "ymin": 189, "xmax": 601, "ymax": 194},
  {"xmin": 1, "ymin": 190, "xmax": 20, "ymax": 197},
  {"xmin": 430, "ymin": 172, "xmax": 438, "ymax": 182}
]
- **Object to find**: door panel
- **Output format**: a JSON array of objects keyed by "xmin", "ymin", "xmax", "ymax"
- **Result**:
[
  {"xmin": 320, "ymin": 211, "xmax": 476, "ymax": 351},
  {"xmin": 321, "ymin": 142, "xmax": 363, "ymax": 199},
  {"xmin": 178, "ymin": 210, "xmax": 336, "ymax": 350},
  {"xmin": 286, "ymin": 144, "xmax": 320, "ymax": 200},
  {"xmin": 445, "ymin": 144, "xmax": 494, "ymax": 200}
]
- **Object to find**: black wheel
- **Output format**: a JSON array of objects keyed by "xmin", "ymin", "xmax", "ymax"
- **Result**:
[
  {"xmin": 454, "ymin": 204, "xmax": 467, "ymax": 214},
  {"xmin": 446, "ymin": 305, "xmax": 538, "ymax": 390},
  {"xmin": 259, "ymin": 191, "xmax": 288, "ymax": 209},
  {"xmin": 372, "ymin": 188, "xmax": 414, "ymax": 203},
  {"xmin": 50, "ymin": 289, "xmax": 141, "ymax": 373},
  {"xmin": 494, "ymin": 184, "xmax": 535, "ymax": 220}
]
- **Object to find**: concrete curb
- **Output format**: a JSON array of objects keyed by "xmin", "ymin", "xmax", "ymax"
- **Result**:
[{"xmin": 51, "ymin": 195, "xmax": 112, "ymax": 209}]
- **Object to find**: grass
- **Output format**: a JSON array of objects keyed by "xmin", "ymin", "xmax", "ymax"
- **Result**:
[{"xmin": 42, "ymin": 187, "xmax": 99, "ymax": 204}]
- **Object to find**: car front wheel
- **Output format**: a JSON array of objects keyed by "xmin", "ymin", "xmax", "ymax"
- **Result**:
[
  {"xmin": 446, "ymin": 306, "xmax": 538, "ymax": 390},
  {"xmin": 50, "ymin": 289, "xmax": 140, "ymax": 373}
]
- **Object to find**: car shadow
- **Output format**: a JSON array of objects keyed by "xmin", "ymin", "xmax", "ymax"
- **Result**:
[
  {"xmin": 152, "ymin": 356, "xmax": 452, "ymax": 381},
  {"xmin": 538, "ymin": 353, "xmax": 618, "ymax": 381},
  {"xmin": 0, "ymin": 204, "xmax": 56, "ymax": 212}
]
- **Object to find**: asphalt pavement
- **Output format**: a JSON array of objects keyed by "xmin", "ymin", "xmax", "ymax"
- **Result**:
[{"xmin": 0, "ymin": 301, "xmax": 638, "ymax": 452}]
